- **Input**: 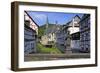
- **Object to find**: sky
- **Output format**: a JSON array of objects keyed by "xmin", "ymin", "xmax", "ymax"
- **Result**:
[{"xmin": 27, "ymin": 11, "xmax": 84, "ymax": 26}]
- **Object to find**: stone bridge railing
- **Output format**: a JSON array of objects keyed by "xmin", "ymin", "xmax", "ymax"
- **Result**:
[{"xmin": 24, "ymin": 53, "xmax": 90, "ymax": 61}]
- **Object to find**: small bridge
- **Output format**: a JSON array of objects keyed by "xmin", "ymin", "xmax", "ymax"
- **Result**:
[{"xmin": 24, "ymin": 53, "xmax": 90, "ymax": 61}]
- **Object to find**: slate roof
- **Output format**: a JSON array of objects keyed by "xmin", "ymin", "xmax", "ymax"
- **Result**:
[{"xmin": 66, "ymin": 15, "xmax": 81, "ymax": 27}]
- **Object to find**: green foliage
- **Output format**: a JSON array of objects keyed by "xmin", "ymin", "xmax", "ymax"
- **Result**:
[
  {"xmin": 37, "ymin": 43, "xmax": 62, "ymax": 54},
  {"xmin": 38, "ymin": 26, "xmax": 45, "ymax": 37}
]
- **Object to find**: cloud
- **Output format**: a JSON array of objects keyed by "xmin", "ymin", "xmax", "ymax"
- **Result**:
[
  {"xmin": 27, "ymin": 12, "xmax": 47, "ymax": 26},
  {"xmin": 35, "ymin": 14, "xmax": 46, "ymax": 19},
  {"xmin": 31, "ymin": 13, "xmax": 47, "ymax": 22}
]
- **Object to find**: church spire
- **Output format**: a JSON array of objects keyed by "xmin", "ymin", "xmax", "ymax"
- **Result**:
[
  {"xmin": 55, "ymin": 21, "xmax": 58, "ymax": 25},
  {"xmin": 46, "ymin": 16, "xmax": 49, "ymax": 29},
  {"xmin": 45, "ymin": 15, "xmax": 49, "ymax": 35}
]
